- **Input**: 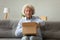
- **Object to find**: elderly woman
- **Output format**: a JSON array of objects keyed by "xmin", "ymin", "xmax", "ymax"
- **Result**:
[{"xmin": 15, "ymin": 4, "xmax": 45, "ymax": 40}]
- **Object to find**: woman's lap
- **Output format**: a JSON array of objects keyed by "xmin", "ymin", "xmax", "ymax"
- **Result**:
[{"xmin": 21, "ymin": 36, "xmax": 42, "ymax": 40}]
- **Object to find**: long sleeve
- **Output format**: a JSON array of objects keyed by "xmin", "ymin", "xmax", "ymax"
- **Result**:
[
  {"xmin": 15, "ymin": 20, "xmax": 23, "ymax": 37},
  {"xmin": 39, "ymin": 20, "xmax": 45, "ymax": 26},
  {"xmin": 35, "ymin": 18, "xmax": 45, "ymax": 37}
]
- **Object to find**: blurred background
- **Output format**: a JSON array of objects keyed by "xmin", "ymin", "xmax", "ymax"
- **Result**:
[{"xmin": 0, "ymin": 0, "xmax": 60, "ymax": 22}]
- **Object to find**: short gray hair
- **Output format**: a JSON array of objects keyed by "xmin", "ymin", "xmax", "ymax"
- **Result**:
[{"xmin": 22, "ymin": 4, "xmax": 35, "ymax": 15}]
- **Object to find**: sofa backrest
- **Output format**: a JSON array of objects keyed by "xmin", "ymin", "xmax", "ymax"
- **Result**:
[{"xmin": 0, "ymin": 20, "xmax": 13, "ymax": 29}]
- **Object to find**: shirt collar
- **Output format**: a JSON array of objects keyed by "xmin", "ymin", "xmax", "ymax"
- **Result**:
[{"xmin": 25, "ymin": 16, "xmax": 34, "ymax": 20}]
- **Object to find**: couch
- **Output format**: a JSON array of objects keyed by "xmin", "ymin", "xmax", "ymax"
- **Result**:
[{"xmin": 0, "ymin": 20, "xmax": 60, "ymax": 40}]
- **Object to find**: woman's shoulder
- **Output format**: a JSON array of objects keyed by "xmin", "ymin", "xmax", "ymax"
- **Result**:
[
  {"xmin": 19, "ymin": 17, "xmax": 26, "ymax": 22},
  {"xmin": 33, "ymin": 16, "xmax": 41, "ymax": 20},
  {"xmin": 33, "ymin": 16, "xmax": 45, "ymax": 23}
]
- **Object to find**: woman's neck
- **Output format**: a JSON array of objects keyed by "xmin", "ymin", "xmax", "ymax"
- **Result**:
[{"xmin": 26, "ymin": 16, "xmax": 32, "ymax": 19}]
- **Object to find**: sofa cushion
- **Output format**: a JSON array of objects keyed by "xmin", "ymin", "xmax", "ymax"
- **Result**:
[
  {"xmin": 41, "ymin": 22, "xmax": 60, "ymax": 39},
  {"xmin": 0, "ymin": 29, "xmax": 12, "ymax": 37},
  {"xmin": 43, "ymin": 31, "xmax": 60, "ymax": 39}
]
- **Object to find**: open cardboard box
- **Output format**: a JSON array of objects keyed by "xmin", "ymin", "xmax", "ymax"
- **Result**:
[{"xmin": 22, "ymin": 22, "xmax": 39, "ymax": 36}]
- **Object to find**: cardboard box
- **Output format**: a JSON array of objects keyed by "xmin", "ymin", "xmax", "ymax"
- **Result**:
[{"xmin": 22, "ymin": 22, "xmax": 38, "ymax": 36}]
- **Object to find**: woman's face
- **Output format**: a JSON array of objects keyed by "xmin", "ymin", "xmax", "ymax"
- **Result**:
[{"xmin": 24, "ymin": 7, "xmax": 33, "ymax": 19}]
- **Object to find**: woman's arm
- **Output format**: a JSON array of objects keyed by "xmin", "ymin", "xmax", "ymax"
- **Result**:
[{"xmin": 15, "ymin": 19, "xmax": 23, "ymax": 37}]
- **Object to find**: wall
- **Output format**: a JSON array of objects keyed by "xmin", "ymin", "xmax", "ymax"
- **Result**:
[{"xmin": 0, "ymin": 0, "xmax": 60, "ymax": 22}]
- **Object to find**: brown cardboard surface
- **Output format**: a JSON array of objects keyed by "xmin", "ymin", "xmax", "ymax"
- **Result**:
[{"xmin": 22, "ymin": 22, "xmax": 38, "ymax": 36}]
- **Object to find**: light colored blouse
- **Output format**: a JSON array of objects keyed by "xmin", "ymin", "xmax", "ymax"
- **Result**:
[{"xmin": 15, "ymin": 16, "xmax": 45, "ymax": 37}]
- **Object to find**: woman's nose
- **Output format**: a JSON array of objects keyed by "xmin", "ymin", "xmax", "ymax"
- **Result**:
[{"xmin": 27, "ymin": 11, "xmax": 30, "ymax": 13}]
